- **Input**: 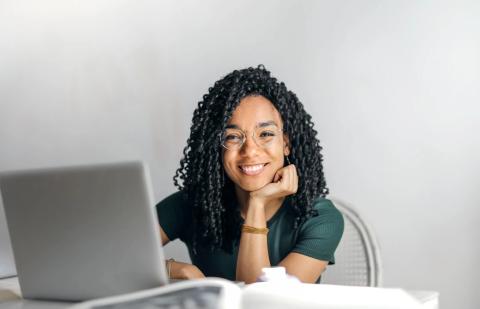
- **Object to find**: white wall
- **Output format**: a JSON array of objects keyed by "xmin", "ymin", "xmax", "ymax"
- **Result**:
[{"xmin": 0, "ymin": 1, "xmax": 478, "ymax": 308}]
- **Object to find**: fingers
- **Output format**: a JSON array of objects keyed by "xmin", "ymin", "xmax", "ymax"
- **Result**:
[
  {"xmin": 275, "ymin": 165, "xmax": 298, "ymax": 195},
  {"xmin": 273, "ymin": 169, "xmax": 282, "ymax": 183},
  {"xmin": 290, "ymin": 164, "xmax": 298, "ymax": 193},
  {"xmin": 252, "ymin": 165, "xmax": 298, "ymax": 202},
  {"xmin": 288, "ymin": 164, "xmax": 298, "ymax": 194}
]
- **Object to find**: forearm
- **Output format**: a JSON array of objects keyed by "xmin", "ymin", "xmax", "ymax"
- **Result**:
[{"xmin": 236, "ymin": 201, "xmax": 271, "ymax": 283}]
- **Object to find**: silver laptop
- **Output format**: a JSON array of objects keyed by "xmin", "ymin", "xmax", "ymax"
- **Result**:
[{"xmin": 0, "ymin": 161, "xmax": 168, "ymax": 301}]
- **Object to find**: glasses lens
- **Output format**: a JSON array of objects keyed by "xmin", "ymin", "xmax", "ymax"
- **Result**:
[
  {"xmin": 222, "ymin": 129, "xmax": 244, "ymax": 149},
  {"xmin": 255, "ymin": 125, "xmax": 280, "ymax": 146}
]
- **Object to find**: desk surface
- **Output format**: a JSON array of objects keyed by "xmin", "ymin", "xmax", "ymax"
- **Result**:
[{"xmin": 0, "ymin": 277, "xmax": 439, "ymax": 309}]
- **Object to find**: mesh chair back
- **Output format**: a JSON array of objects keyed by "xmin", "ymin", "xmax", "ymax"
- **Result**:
[{"xmin": 321, "ymin": 199, "xmax": 382, "ymax": 287}]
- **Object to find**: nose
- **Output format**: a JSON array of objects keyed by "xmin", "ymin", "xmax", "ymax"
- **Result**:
[{"xmin": 239, "ymin": 132, "xmax": 260, "ymax": 156}]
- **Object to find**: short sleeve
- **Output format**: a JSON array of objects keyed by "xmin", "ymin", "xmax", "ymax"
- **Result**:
[
  {"xmin": 155, "ymin": 191, "xmax": 191, "ymax": 242},
  {"xmin": 292, "ymin": 198, "xmax": 344, "ymax": 264}
]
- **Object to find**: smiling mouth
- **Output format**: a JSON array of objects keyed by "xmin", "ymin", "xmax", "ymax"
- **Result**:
[{"xmin": 238, "ymin": 163, "xmax": 268, "ymax": 176}]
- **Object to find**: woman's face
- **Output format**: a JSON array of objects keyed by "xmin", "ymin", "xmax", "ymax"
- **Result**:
[{"xmin": 222, "ymin": 95, "xmax": 290, "ymax": 192}]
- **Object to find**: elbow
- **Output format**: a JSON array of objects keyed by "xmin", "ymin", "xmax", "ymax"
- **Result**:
[{"xmin": 236, "ymin": 271, "xmax": 260, "ymax": 284}]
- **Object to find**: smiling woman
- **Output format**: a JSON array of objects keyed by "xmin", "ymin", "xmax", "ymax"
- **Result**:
[{"xmin": 156, "ymin": 65, "xmax": 344, "ymax": 284}]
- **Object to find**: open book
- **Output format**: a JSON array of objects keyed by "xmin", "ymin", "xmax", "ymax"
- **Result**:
[
  {"xmin": 70, "ymin": 277, "xmax": 426, "ymax": 309},
  {"xmin": 69, "ymin": 278, "xmax": 240, "ymax": 309}
]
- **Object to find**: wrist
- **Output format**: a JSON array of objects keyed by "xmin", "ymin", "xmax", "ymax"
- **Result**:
[
  {"xmin": 166, "ymin": 259, "xmax": 176, "ymax": 279},
  {"xmin": 247, "ymin": 195, "xmax": 267, "ymax": 209},
  {"xmin": 180, "ymin": 264, "xmax": 202, "ymax": 279},
  {"xmin": 242, "ymin": 224, "xmax": 269, "ymax": 235},
  {"xmin": 243, "ymin": 204, "xmax": 267, "ymax": 229}
]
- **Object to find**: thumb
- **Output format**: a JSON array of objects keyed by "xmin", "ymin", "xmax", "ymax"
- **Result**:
[{"xmin": 273, "ymin": 169, "xmax": 284, "ymax": 183}]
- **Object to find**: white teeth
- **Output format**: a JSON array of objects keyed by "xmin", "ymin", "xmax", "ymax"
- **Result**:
[{"xmin": 240, "ymin": 164, "xmax": 265, "ymax": 172}]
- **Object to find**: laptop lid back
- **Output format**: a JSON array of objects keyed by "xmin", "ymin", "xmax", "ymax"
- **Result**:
[{"xmin": 0, "ymin": 161, "xmax": 167, "ymax": 301}]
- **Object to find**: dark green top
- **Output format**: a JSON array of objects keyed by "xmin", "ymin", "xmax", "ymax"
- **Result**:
[{"xmin": 156, "ymin": 191, "xmax": 344, "ymax": 282}]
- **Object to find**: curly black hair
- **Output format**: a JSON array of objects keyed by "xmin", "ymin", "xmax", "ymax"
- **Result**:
[{"xmin": 173, "ymin": 65, "xmax": 328, "ymax": 253}]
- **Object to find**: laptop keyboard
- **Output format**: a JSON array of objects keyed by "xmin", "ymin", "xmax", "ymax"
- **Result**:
[{"xmin": 91, "ymin": 286, "xmax": 222, "ymax": 309}]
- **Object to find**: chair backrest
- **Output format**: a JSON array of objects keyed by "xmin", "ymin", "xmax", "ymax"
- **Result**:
[{"xmin": 320, "ymin": 198, "xmax": 382, "ymax": 287}]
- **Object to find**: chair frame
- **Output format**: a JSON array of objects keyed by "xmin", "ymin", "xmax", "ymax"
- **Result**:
[{"xmin": 330, "ymin": 198, "xmax": 383, "ymax": 287}]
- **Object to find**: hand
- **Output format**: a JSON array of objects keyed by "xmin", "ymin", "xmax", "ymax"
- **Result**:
[
  {"xmin": 249, "ymin": 164, "xmax": 298, "ymax": 204},
  {"xmin": 170, "ymin": 261, "xmax": 205, "ymax": 280}
]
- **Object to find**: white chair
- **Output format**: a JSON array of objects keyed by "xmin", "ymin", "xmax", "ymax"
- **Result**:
[{"xmin": 321, "ymin": 198, "xmax": 382, "ymax": 287}]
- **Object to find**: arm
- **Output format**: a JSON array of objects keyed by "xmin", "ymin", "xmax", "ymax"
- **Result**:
[
  {"xmin": 159, "ymin": 225, "xmax": 170, "ymax": 246},
  {"xmin": 236, "ymin": 164, "xmax": 298, "ymax": 283},
  {"xmin": 236, "ymin": 199, "xmax": 271, "ymax": 283},
  {"xmin": 278, "ymin": 253, "xmax": 328, "ymax": 283},
  {"xmin": 156, "ymin": 192, "xmax": 205, "ymax": 279},
  {"xmin": 279, "ymin": 199, "xmax": 344, "ymax": 283},
  {"xmin": 159, "ymin": 225, "xmax": 205, "ymax": 279}
]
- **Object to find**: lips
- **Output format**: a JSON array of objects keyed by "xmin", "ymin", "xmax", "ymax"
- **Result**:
[{"xmin": 239, "ymin": 163, "xmax": 268, "ymax": 176}]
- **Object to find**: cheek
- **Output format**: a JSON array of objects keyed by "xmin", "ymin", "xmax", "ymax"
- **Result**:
[
  {"xmin": 222, "ymin": 153, "xmax": 236, "ymax": 176},
  {"xmin": 267, "ymin": 147, "xmax": 286, "ymax": 165}
]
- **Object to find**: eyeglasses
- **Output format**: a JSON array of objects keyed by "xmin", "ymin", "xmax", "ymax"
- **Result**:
[{"xmin": 220, "ymin": 124, "xmax": 283, "ymax": 150}]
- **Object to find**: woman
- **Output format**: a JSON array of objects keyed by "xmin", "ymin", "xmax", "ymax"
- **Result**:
[{"xmin": 156, "ymin": 65, "xmax": 343, "ymax": 284}]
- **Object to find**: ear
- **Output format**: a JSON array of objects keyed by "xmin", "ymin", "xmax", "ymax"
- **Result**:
[{"xmin": 283, "ymin": 133, "xmax": 290, "ymax": 156}]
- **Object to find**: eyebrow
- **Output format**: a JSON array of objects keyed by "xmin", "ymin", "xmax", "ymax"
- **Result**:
[{"xmin": 226, "ymin": 120, "xmax": 278, "ymax": 129}]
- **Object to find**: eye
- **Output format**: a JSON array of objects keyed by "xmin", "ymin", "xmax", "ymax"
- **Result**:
[
  {"xmin": 225, "ymin": 134, "xmax": 242, "ymax": 141},
  {"xmin": 259, "ymin": 131, "xmax": 276, "ymax": 138}
]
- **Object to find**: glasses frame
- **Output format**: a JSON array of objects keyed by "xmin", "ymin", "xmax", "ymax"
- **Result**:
[{"xmin": 220, "ymin": 124, "xmax": 284, "ymax": 151}]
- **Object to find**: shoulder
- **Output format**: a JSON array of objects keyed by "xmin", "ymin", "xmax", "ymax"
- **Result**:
[
  {"xmin": 156, "ymin": 190, "xmax": 189, "ymax": 209},
  {"xmin": 299, "ymin": 197, "xmax": 344, "ymax": 237},
  {"xmin": 290, "ymin": 197, "xmax": 344, "ymax": 264},
  {"xmin": 312, "ymin": 197, "xmax": 342, "ymax": 214},
  {"xmin": 155, "ymin": 191, "xmax": 192, "ymax": 221},
  {"xmin": 155, "ymin": 190, "xmax": 192, "ymax": 241}
]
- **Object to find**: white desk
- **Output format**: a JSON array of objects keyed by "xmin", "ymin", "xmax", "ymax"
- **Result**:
[{"xmin": 0, "ymin": 277, "xmax": 439, "ymax": 309}]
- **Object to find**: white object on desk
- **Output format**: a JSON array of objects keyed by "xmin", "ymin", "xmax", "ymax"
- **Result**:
[
  {"xmin": 407, "ymin": 290, "xmax": 440, "ymax": 309},
  {"xmin": 69, "ymin": 278, "xmax": 241, "ymax": 309},
  {"xmin": 242, "ymin": 282, "xmax": 433, "ymax": 309},
  {"xmin": 0, "ymin": 277, "xmax": 439, "ymax": 309},
  {"xmin": 257, "ymin": 266, "xmax": 300, "ymax": 283}
]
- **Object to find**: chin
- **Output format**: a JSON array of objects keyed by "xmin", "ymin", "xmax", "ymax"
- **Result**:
[
  {"xmin": 237, "ymin": 178, "xmax": 271, "ymax": 192},
  {"xmin": 239, "ymin": 184, "xmax": 263, "ymax": 192}
]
